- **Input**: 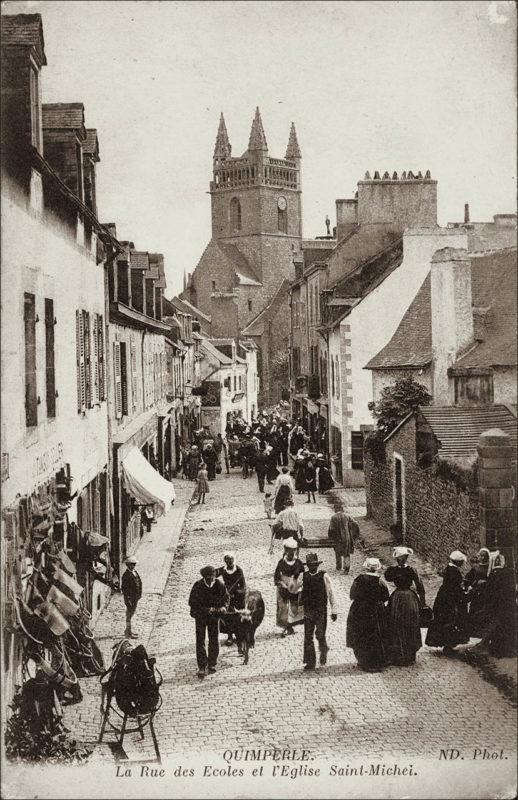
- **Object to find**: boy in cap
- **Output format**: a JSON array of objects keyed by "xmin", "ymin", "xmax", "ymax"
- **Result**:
[
  {"xmin": 121, "ymin": 555, "xmax": 143, "ymax": 639},
  {"xmin": 188, "ymin": 566, "xmax": 229, "ymax": 678},
  {"xmin": 301, "ymin": 553, "xmax": 338, "ymax": 670}
]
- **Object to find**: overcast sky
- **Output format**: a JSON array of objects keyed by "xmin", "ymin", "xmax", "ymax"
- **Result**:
[{"xmin": 2, "ymin": 0, "xmax": 516, "ymax": 295}]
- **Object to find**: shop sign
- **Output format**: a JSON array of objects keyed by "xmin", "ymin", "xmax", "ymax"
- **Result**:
[{"xmin": 32, "ymin": 441, "xmax": 64, "ymax": 479}]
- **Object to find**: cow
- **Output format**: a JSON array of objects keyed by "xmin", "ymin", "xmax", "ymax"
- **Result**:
[{"xmin": 220, "ymin": 590, "xmax": 265, "ymax": 664}]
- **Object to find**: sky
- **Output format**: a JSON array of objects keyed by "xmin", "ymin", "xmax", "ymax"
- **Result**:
[{"xmin": 2, "ymin": 0, "xmax": 516, "ymax": 295}]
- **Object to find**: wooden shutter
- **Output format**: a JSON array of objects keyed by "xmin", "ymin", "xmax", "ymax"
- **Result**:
[
  {"xmin": 130, "ymin": 338, "xmax": 137, "ymax": 412},
  {"xmin": 120, "ymin": 341, "xmax": 128, "ymax": 416},
  {"xmin": 98, "ymin": 314, "xmax": 105, "ymax": 401},
  {"xmin": 83, "ymin": 311, "xmax": 92, "ymax": 408},
  {"xmin": 92, "ymin": 314, "xmax": 99, "ymax": 405},
  {"xmin": 24, "ymin": 293, "xmax": 37, "ymax": 426},
  {"xmin": 113, "ymin": 341, "xmax": 122, "ymax": 419},
  {"xmin": 45, "ymin": 299, "xmax": 56, "ymax": 418}
]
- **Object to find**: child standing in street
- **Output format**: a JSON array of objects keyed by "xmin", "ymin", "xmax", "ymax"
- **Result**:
[
  {"xmin": 263, "ymin": 492, "xmax": 273, "ymax": 519},
  {"xmin": 195, "ymin": 462, "xmax": 209, "ymax": 505}
]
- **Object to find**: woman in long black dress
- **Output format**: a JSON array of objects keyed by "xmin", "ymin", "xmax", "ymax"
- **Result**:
[
  {"xmin": 483, "ymin": 552, "xmax": 517, "ymax": 657},
  {"xmin": 274, "ymin": 538, "xmax": 305, "ymax": 636},
  {"xmin": 346, "ymin": 557, "xmax": 389, "ymax": 671},
  {"xmin": 317, "ymin": 456, "xmax": 334, "ymax": 494},
  {"xmin": 425, "ymin": 550, "xmax": 469, "ymax": 653},
  {"xmin": 385, "ymin": 546, "xmax": 425, "ymax": 666},
  {"xmin": 304, "ymin": 458, "xmax": 317, "ymax": 503},
  {"xmin": 464, "ymin": 548, "xmax": 493, "ymax": 638}
]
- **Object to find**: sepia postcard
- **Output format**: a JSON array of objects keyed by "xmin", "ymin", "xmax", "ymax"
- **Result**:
[{"xmin": 1, "ymin": 1, "xmax": 516, "ymax": 798}]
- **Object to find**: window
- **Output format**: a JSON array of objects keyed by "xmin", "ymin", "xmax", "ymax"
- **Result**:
[
  {"xmin": 84, "ymin": 311, "xmax": 92, "ymax": 408},
  {"xmin": 44, "ymin": 299, "xmax": 56, "ymax": 418},
  {"xmin": 335, "ymin": 355, "xmax": 340, "ymax": 399},
  {"xmin": 239, "ymin": 375, "xmax": 242, "ymax": 390},
  {"xmin": 278, "ymin": 207, "xmax": 287, "ymax": 234},
  {"xmin": 331, "ymin": 356, "xmax": 335, "ymax": 397},
  {"xmin": 24, "ymin": 293, "xmax": 37, "ymax": 427},
  {"xmin": 130, "ymin": 337, "xmax": 138, "ymax": 412},
  {"xmin": 248, "ymin": 299, "xmax": 252, "ymax": 312},
  {"xmin": 76, "ymin": 142, "xmax": 84, "ymax": 202},
  {"xmin": 29, "ymin": 67, "xmax": 41, "ymax": 151},
  {"xmin": 233, "ymin": 375, "xmax": 237, "ymax": 392},
  {"xmin": 351, "ymin": 431, "xmax": 364, "ymax": 470},
  {"xmin": 230, "ymin": 197, "xmax": 242, "ymax": 231},
  {"xmin": 97, "ymin": 314, "xmax": 105, "ymax": 401}
]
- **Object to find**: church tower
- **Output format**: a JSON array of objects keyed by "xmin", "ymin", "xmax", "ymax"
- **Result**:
[
  {"xmin": 210, "ymin": 108, "xmax": 302, "ymax": 243},
  {"xmin": 185, "ymin": 108, "xmax": 303, "ymax": 405}
]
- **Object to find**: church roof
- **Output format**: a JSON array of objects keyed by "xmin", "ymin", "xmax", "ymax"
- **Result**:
[
  {"xmin": 241, "ymin": 279, "xmax": 291, "ymax": 336},
  {"xmin": 216, "ymin": 243, "xmax": 261, "ymax": 286},
  {"xmin": 285, "ymin": 122, "xmax": 301, "ymax": 159},
  {"xmin": 248, "ymin": 107, "xmax": 268, "ymax": 152}
]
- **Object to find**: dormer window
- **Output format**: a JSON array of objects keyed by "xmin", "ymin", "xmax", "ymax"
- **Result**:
[
  {"xmin": 230, "ymin": 197, "xmax": 242, "ymax": 231},
  {"xmin": 30, "ymin": 66, "xmax": 42, "ymax": 152}
]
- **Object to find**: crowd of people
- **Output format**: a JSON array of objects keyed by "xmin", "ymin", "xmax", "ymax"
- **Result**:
[{"xmin": 162, "ymin": 409, "xmax": 517, "ymax": 678}]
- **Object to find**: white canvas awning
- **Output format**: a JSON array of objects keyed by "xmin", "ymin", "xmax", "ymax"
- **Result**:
[{"xmin": 121, "ymin": 447, "xmax": 175, "ymax": 515}]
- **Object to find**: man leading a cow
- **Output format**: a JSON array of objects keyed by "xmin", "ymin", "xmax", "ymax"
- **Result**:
[{"xmin": 188, "ymin": 565, "xmax": 229, "ymax": 678}]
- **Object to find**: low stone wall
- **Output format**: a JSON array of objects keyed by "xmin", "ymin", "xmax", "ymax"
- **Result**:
[{"xmin": 365, "ymin": 453, "xmax": 481, "ymax": 568}]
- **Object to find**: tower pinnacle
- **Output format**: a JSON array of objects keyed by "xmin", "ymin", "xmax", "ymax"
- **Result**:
[
  {"xmin": 248, "ymin": 107, "xmax": 268, "ymax": 152},
  {"xmin": 285, "ymin": 122, "xmax": 301, "ymax": 160},
  {"xmin": 213, "ymin": 112, "xmax": 231, "ymax": 159}
]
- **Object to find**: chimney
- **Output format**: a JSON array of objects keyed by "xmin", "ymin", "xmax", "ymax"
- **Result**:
[
  {"xmin": 104, "ymin": 222, "xmax": 117, "ymax": 239},
  {"xmin": 430, "ymin": 247, "xmax": 474, "ymax": 405},
  {"xmin": 464, "ymin": 203, "xmax": 470, "ymax": 224}
]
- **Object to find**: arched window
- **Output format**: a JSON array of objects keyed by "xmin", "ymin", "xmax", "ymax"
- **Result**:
[
  {"xmin": 278, "ymin": 207, "xmax": 288, "ymax": 233},
  {"xmin": 230, "ymin": 197, "xmax": 241, "ymax": 231}
]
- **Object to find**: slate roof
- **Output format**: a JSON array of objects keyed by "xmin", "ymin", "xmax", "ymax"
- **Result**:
[
  {"xmin": 241, "ymin": 279, "xmax": 291, "ymax": 336},
  {"xmin": 1, "ymin": 13, "xmax": 47, "ymax": 65},
  {"xmin": 42, "ymin": 103, "xmax": 85, "ymax": 132},
  {"xmin": 83, "ymin": 129, "xmax": 100, "ymax": 161},
  {"xmin": 216, "ymin": 243, "xmax": 261, "ymax": 286},
  {"xmin": 419, "ymin": 405, "xmax": 518, "ymax": 460},
  {"xmin": 201, "ymin": 339, "xmax": 232, "ymax": 366},
  {"xmin": 366, "ymin": 248, "xmax": 517, "ymax": 370},
  {"xmin": 178, "ymin": 297, "xmax": 211, "ymax": 323}
]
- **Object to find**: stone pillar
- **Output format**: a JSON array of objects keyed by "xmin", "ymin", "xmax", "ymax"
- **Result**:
[{"xmin": 477, "ymin": 429, "xmax": 516, "ymax": 559}]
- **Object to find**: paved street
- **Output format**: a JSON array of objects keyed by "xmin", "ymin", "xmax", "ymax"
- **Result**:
[{"xmin": 66, "ymin": 471, "xmax": 516, "ymax": 766}]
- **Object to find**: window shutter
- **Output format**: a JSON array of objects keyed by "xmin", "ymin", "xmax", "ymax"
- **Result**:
[
  {"xmin": 130, "ymin": 338, "xmax": 137, "ymax": 412},
  {"xmin": 113, "ymin": 341, "xmax": 122, "ymax": 419},
  {"xmin": 83, "ymin": 310, "xmax": 92, "ymax": 408},
  {"xmin": 93, "ymin": 313, "xmax": 99, "ymax": 404},
  {"xmin": 98, "ymin": 314, "xmax": 105, "ymax": 401},
  {"xmin": 76, "ymin": 309, "xmax": 86, "ymax": 413},
  {"xmin": 24, "ymin": 293, "xmax": 37, "ymax": 427},
  {"xmin": 120, "ymin": 341, "xmax": 128, "ymax": 416}
]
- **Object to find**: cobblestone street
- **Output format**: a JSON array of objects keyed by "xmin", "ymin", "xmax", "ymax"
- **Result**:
[{"xmin": 66, "ymin": 471, "xmax": 516, "ymax": 771}]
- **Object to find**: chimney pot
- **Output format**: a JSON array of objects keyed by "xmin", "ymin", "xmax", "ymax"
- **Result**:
[
  {"xmin": 382, "ymin": 171, "xmax": 390, "ymax": 179},
  {"xmin": 364, "ymin": 170, "xmax": 371, "ymax": 179},
  {"xmin": 425, "ymin": 169, "xmax": 431, "ymax": 178},
  {"xmin": 373, "ymin": 171, "xmax": 380, "ymax": 180},
  {"xmin": 407, "ymin": 170, "xmax": 415, "ymax": 179},
  {"xmin": 392, "ymin": 171, "xmax": 398, "ymax": 180},
  {"xmin": 401, "ymin": 171, "xmax": 407, "ymax": 179},
  {"xmin": 464, "ymin": 203, "xmax": 470, "ymax": 223}
]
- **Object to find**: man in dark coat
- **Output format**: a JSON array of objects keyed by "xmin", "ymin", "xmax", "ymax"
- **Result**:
[
  {"xmin": 327, "ymin": 506, "xmax": 358, "ymax": 573},
  {"xmin": 254, "ymin": 447, "xmax": 268, "ymax": 493},
  {"xmin": 188, "ymin": 566, "xmax": 229, "ymax": 678},
  {"xmin": 301, "ymin": 553, "xmax": 338, "ymax": 670},
  {"xmin": 121, "ymin": 555, "xmax": 143, "ymax": 639}
]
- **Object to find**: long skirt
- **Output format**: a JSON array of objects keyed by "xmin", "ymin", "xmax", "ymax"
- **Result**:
[
  {"xmin": 388, "ymin": 589, "xmax": 422, "ymax": 665},
  {"xmin": 276, "ymin": 587, "xmax": 304, "ymax": 628},
  {"xmin": 207, "ymin": 462, "xmax": 216, "ymax": 481},
  {"xmin": 274, "ymin": 484, "xmax": 292, "ymax": 515},
  {"xmin": 346, "ymin": 601, "xmax": 388, "ymax": 670}
]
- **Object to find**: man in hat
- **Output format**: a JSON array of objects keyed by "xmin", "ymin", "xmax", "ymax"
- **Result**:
[
  {"xmin": 121, "ymin": 555, "xmax": 143, "ymax": 639},
  {"xmin": 327, "ymin": 504, "xmax": 358, "ymax": 574},
  {"xmin": 301, "ymin": 553, "xmax": 338, "ymax": 670},
  {"xmin": 188, "ymin": 566, "xmax": 229, "ymax": 678}
]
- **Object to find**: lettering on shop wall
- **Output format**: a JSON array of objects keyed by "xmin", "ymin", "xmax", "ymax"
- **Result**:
[{"xmin": 32, "ymin": 441, "xmax": 64, "ymax": 478}]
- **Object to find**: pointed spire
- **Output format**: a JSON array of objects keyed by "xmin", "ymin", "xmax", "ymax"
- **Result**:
[
  {"xmin": 213, "ymin": 112, "xmax": 231, "ymax": 159},
  {"xmin": 285, "ymin": 122, "xmax": 301, "ymax": 159},
  {"xmin": 248, "ymin": 107, "xmax": 268, "ymax": 152}
]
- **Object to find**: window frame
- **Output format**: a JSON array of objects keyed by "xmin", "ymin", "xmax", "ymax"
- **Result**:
[
  {"xmin": 44, "ymin": 298, "xmax": 56, "ymax": 418},
  {"xmin": 24, "ymin": 292, "xmax": 38, "ymax": 427}
]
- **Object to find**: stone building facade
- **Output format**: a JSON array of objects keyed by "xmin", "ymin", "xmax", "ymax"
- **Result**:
[{"xmin": 183, "ymin": 108, "xmax": 303, "ymax": 405}]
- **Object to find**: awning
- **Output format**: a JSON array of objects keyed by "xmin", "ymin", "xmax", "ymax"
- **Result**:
[{"xmin": 121, "ymin": 447, "xmax": 175, "ymax": 515}]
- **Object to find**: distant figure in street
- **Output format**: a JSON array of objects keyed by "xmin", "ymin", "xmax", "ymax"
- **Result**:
[
  {"xmin": 316, "ymin": 455, "xmax": 334, "ymax": 494},
  {"xmin": 216, "ymin": 433, "xmax": 230, "ymax": 474},
  {"xmin": 188, "ymin": 446, "xmax": 201, "ymax": 481},
  {"xmin": 384, "ymin": 546, "xmax": 424, "ymax": 666},
  {"xmin": 327, "ymin": 506, "xmax": 356, "ymax": 573},
  {"xmin": 254, "ymin": 447, "xmax": 268, "ymax": 493},
  {"xmin": 304, "ymin": 458, "xmax": 317, "ymax": 504},
  {"xmin": 217, "ymin": 552, "xmax": 246, "ymax": 649},
  {"xmin": 425, "ymin": 550, "xmax": 469, "ymax": 654},
  {"xmin": 273, "ymin": 467, "xmax": 294, "ymax": 514},
  {"xmin": 274, "ymin": 538, "xmax": 305, "ymax": 637},
  {"xmin": 121, "ymin": 555, "xmax": 143, "ymax": 639},
  {"xmin": 188, "ymin": 566, "xmax": 229, "ymax": 679},
  {"xmin": 195, "ymin": 462, "xmax": 209, "ymax": 504},
  {"xmin": 480, "ymin": 551, "xmax": 517, "ymax": 658},
  {"xmin": 263, "ymin": 492, "xmax": 273, "ymax": 520},
  {"xmin": 271, "ymin": 500, "xmax": 304, "ymax": 543},
  {"xmin": 203, "ymin": 444, "xmax": 218, "ymax": 481},
  {"xmin": 346, "ymin": 557, "xmax": 389, "ymax": 672},
  {"xmin": 142, "ymin": 505, "xmax": 154, "ymax": 533},
  {"xmin": 301, "ymin": 552, "xmax": 338, "ymax": 671}
]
